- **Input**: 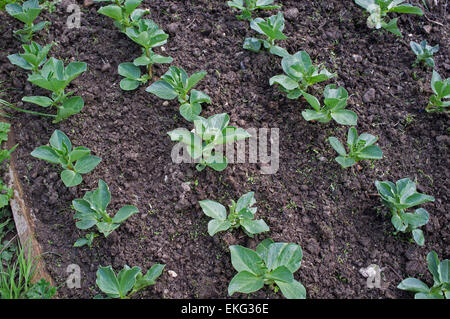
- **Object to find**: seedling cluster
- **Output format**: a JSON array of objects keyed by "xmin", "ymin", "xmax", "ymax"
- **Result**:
[{"xmin": 0, "ymin": 0, "xmax": 446, "ymax": 300}]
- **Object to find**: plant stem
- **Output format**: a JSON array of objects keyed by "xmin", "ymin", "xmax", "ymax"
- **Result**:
[{"xmin": 0, "ymin": 101, "xmax": 56, "ymax": 118}]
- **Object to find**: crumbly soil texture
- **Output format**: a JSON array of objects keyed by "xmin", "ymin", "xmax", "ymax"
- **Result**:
[{"xmin": 0, "ymin": 0, "xmax": 449, "ymax": 299}]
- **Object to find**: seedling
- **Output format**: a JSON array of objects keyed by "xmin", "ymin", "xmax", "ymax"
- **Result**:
[
  {"xmin": 23, "ymin": 57, "xmax": 87, "ymax": 123},
  {"xmin": 0, "ymin": 122, "xmax": 18, "ymax": 165},
  {"xmin": 301, "ymin": 85, "xmax": 357, "ymax": 125},
  {"xmin": 426, "ymin": 70, "xmax": 449, "ymax": 113},
  {"xmin": 31, "ymin": 130, "xmax": 101, "ymax": 187},
  {"xmin": 354, "ymin": 0, "xmax": 423, "ymax": 37},
  {"xmin": 243, "ymin": 12, "xmax": 289, "ymax": 58},
  {"xmin": 398, "ymin": 251, "xmax": 449, "ymax": 299},
  {"xmin": 329, "ymin": 127, "xmax": 382, "ymax": 168},
  {"xmin": 227, "ymin": 0, "xmax": 281, "ymax": 21},
  {"xmin": 96, "ymin": 264, "xmax": 165, "ymax": 299},
  {"xmin": 375, "ymin": 178, "xmax": 435, "ymax": 246},
  {"xmin": 199, "ymin": 192, "xmax": 269, "ymax": 237},
  {"xmin": 118, "ymin": 19, "xmax": 172, "ymax": 90},
  {"xmin": 5, "ymin": 0, "xmax": 50, "ymax": 42},
  {"xmin": 410, "ymin": 40, "xmax": 439, "ymax": 68},
  {"xmin": 7, "ymin": 41, "xmax": 52, "ymax": 73},
  {"xmin": 167, "ymin": 113, "xmax": 251, "ymax": 171},
  {"xmin": 270, "ymin": 51, "xmax": 336, "ymax": 98},
  {"xmin": 147, "ymin": 66, "xmax": 208, "ymax": 104},
  {"xmin": 228, "ymin": 239, "xmax": 306, "ymax": 299},
  {"xmin": 96, "ymin": 0, "xmax": 149, "ymax": 32},
  {"xmin": 73, "ymin": 232, "xmax": 98, "ymax": 248},
  {"xmin": 72, "ymin": 179, "xmax": 139, "ymax": 237}
]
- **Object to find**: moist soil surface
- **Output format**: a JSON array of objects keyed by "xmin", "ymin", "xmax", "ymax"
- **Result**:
[{"xmin": 0, "ymin": 0, "xmax": 449, "ymax": 299}]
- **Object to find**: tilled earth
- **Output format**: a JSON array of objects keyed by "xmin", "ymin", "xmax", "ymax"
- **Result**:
[{"xmin": 0, "ymin": 0, "xmax": 449, "ymax": 298}]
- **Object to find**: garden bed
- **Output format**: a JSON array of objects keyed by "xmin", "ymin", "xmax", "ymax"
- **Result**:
[{"xmin": 0, "ymin": 0, "xmax": 449, "ymax": 298}]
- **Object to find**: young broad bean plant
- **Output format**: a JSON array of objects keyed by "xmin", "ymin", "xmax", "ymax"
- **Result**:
[
  {"xmin": 96, "ymin": 0, "xmax": 149, "ymax": 32},
  {"xmin": 147, "ymin": 67, "xmax": 212, "ymax": 121},
  {"xmin": 5, "ymin": 0, "xmax": 50, "ymax": 42},
  {"xmin": 31, "ymin": 130, "xmax": 101, "ymax": 187},
  {"xmin": 227, "ymin": 0, "xmax": 281, "ymax": 21},
  {"xmin": 243, "ymin": 12, "xmax": 289, "ymax": 58},
  {"xmin": 23, "ymin": 57, "xmax": 87, "ymax": 123},
  {"xmin": 375, "ymin": 178, "xmax": 435, "ymax": 246},
  {"xmin": 354, "ymin": 0, "xmax": 423, "ymax": 37},
  {"xmin": 270, "ymin": 51, "xmax": 336, "ymax": 99},
  {"xmin": 199, "ymin": 192, "xmax": 269, "ymax": 237},
  {"xmin": 72, "ymin": 179, "xmax": 139, "ymax": 238},
  {"xmin": 118, "ymin": 19, "xmax": 173, "ymax": 90},
  {"xmin": 96, "ymin": 264, "xmax": 164, "ymax": 299},
  {"xmin": 410, "ymin": 40, "xmax": 439, "ymax": 68},
  {"xmin": 168, "ymin": 113, "xmax": 251, "ymax": 171},
  {"xmin": 398, "ymin": 251, "xmax": 449, "ymax": 299},
  {"xmin": 329, "ymin": 127, "xmax": 382, "ymax": 168},
  {"xmin": 426, "ymin": 70, "xmax": 449, "ymax": 113},
  {"xmin": 7, "ymin": 41, "xmax": 52, "ymax": 73},
  {"xmin": 301, "ymin": 85, "xmax": 357, "ymax": 126},
  {"xmin": 73, "ymin": 232, "xmax": 98, "ymax": 248},
  {"xmin": 228, "ymin": 239, "xmax": 306, "ymax": 299}
]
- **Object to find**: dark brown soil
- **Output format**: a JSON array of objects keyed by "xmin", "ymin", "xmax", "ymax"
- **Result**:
[{"xmin": 0, "ymin": 0, "xmax": 449, "ymax": 299}]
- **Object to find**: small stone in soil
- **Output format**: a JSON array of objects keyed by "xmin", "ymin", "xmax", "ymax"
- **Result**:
[{"xmin": 363, "ymin": 88, "xmax": 376, "ymax": 103}]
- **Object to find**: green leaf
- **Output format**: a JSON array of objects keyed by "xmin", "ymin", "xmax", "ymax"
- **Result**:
[
  {"xmin": 427, "ymin": 251, "xmax": 441, "ymax": 284},
  {"xmin": 229, "ymin": 245, "xmax": 264, "ymax": 276},
  {"xmin": 112, "ymin": 205, "xmax": 139, "ymax": 223},
  {"xmin": 358, "ymin": 145, "xmax": 383, "ymax": 159},
  {"xmin": 241, "ymin": 219, "xmax": 269, "ymax": 235},
  {"xmin": 331, "ymin": 110, "xmax": 358, "ymax": 126},
  {"xmin": 269, "ymin": 46, "xmax": 290, "ymax": 58},
  {"xmin": 265, "ymin": 243, "xmax": 303, "ymax": 273},
  {"xmin": 8, "ymin": 54, "xmax": 33, "ymax": 70},
  {"xmin": 412, "ymin": 229, "xmax": 424, "ymax": 246},
  {"xmin": 134, "ymin": 264, "xmax": 165, "ymax": 291},
  {"xmin": 120, "ymin": 78, "xmax": 141, "ymax": 91},
  {"xmin": 301, "ymin": 110, "xmax": 328, "ymax": 122},
  {"xmin": 69, "ymin": 147, "xmax": 91, "ymax": 162},
  {"xmin": 199, "ymin": 200, "xmax": 227, "ymax": 220},
  {"xmin": 94, "ymin": 179, "xmax": 111, "ymax": 213},
  {"xmin": 208, "ymin": 219, "xmax": 232, "ymax": 236},
  {"xmin": 243, "ymin": 37, "xmax": 262, "ymax": 52},
  {"xmin": 96, "ymin": 266, "xmax": 121, "ymax": 298},
  {"xmin": 382, "ymin": 18, "xmax": 402, "ymax": 37},
  {"xmin": 61, "ymin": 170, "xmax": 83, "ymax": 187},
  {"xmin": 329, "ymin": 137, "xmax": 346, "ymax": 156},
  {"xmin": 55, "ymin": 96, "xmax": 84, "ymax": 123},
  {"xmin": 335, "ymin": 156, "xmax": 356, "ymax": 168},
  {"xmin": 269, "ymin": 75, "xmax": 298, "ymax": 91},
  {"xmin": 228, "ymin": 271, "xmax": 264, "ymax": 296},
  {"xmin": 31, "ymin": 146, "xmax": 60, "ymax": 164},
  {"xmin": 403, "ymin": 193, "xmax": 435, "ymax": 208},
  {"xmin": 49, "ymin": 129, "xmax": 72, "ymax": 152},
  {"xmin": 73, "ymin": 238, "xmax": 88, "ymax": 247},
  {"xmin": 98, "ymin": 5, "xmax": 123, "ymax": 21},
  {"xmin": 146, "ymin": 81, "xmax": 178, "ymax": 100},
  {"xmin": 117, "ymin": 266, "xmax": 141, "ymax": 297},
  {"xmin": 397, "ymin": 278, "xmax": 430, "ymax": 293},
  {"xmin": 167, "ymin": 129, "xmax": 203, "ymax": 159},
  {"xmin": 205, "ymin": 153, "xmax": 228, "ymax": 171},
  {"xmin": 438, "ymin": 260, "xmax": 448, "ymax": 284},
  {"xmin": 186, "ymin": 71, "xmax": 207, "ymax": 91},
  {"xmin": 65, "ymin": 62, "xmax": 87, "ymax": 82},
  {"xmin": 179, "ymin": 103, "xmax": 202, "ymax": 122},
  {"xmin": 151, "ymin": 54, "xmax": 173, "ymax": 64},
  {"xmin": 236, "ymin": 192, "xmax": 255, "ymax": 213},
  {"xmin": 256, "ymin": 238, "xmax": 274, "ymax": 260},
  {"xmin": 74, "ymin": 155, "xmax": 101, "ymax": 174},
  {"xmin": 276, "ymin": 279, "xmax": 307, "ymax": 299},
  {"xmin": 266, "ymin": 266, "xmax": 293, "ymax": 283},
  {"xmin": 118, "ymin": 62, "xmax": 141, "ymax": 80},
  {"xmin": 390, "ymin": 5, "xmax": 423, "ymax": 15}
]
